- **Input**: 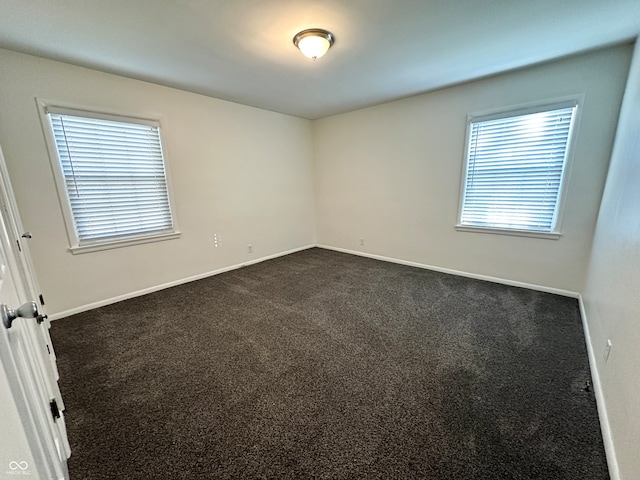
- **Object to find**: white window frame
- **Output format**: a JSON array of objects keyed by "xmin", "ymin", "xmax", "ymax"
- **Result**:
[
  {"xmin": 37, "ymin": 100, "xmax": 180, "ymax": 254},
  {"xmin": 456, "ymin": 97, "xmax": 581, "ymax": 239}
]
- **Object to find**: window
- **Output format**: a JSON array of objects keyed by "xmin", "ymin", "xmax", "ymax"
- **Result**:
[
  {"xmin": 457, "ymin": 100, "xmax": 578, "ymax": 237},
  {"xmin": 43, "ymin": 106, "xmax": 179, "ymax": 253}
]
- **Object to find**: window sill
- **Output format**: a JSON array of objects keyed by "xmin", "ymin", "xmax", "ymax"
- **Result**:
[
  {"xmin": 69, "ymin": 231, "xmax": 181, "ymax": 255},
  {"xmin": 455, "ymin": 225, "xmax": 561, "ymax": 240}
]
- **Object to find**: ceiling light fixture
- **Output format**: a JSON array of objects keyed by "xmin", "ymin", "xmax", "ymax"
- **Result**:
[{"xmin": 293, "ymin": 28, "xmax": 335, "ymax": 60}]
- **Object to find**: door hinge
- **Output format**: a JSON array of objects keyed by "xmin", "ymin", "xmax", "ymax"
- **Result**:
[
  {"xmin": 39, "ymin": 294, "xmax": 45, "ymax": 306},
  {"xmin": 16, "ymin": 239, "xmax": 21, "ymax": 252},
  {"xmin": 50, "ymin": 399, "xmax": 60, "ymax": 421}
]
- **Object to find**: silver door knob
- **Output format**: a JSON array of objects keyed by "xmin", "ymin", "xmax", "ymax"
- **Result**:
[{"xmin": 2, "ymin": 301, "xmax": 39, "ymax": 329}]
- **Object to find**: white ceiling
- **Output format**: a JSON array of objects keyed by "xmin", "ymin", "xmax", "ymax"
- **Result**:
[{"xmin": 1, "ymin": 0, "xmax": 639, "ymax": 119}]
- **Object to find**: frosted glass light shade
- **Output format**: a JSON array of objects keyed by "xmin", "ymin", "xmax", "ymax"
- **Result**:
[
  {"xmin": 297, "ymin": 35, "xmax": 330, "ymax": 59},
  {"xmin": 293, "ymin": 29, "xmax": 335, "ymax": 60}
]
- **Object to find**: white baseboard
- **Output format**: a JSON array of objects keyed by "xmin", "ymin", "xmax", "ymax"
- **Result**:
[
  {"xmin": 51, "ymin": 243, "xmax": 578, "ymax": 320},
  {"xmin": 316, "ymin": 244, "xmax": 580, "ymax": 298},
  {"xmin": 578, "ymin": 296, "xmax": 619, "ymax": 480},
  {"xmin": 48, "ymin": 245, "xmax": 315, "ymax": 321}
]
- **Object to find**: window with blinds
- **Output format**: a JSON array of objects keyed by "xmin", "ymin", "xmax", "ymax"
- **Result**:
[
  {"xmin": 458, "ymin": 102, "xmax": 577, "ymax": 235},
  {"xmin": 46, "ymin": 108, "xmax": 176, "ymax": 250}
]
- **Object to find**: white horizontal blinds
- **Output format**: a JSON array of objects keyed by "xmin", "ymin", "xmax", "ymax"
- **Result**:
[
  {"xmin": 48, "ymin": 112, "xmax": 173, "ymax": 242},
  {"xmin": 461, "ymin": 105, "xmax": 575, "ymax": 232}
]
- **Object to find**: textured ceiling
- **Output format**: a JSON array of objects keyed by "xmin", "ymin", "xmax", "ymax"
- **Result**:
[{"xmin": 1, "ymin": 0, "xmax": 639, "ymax": 119}]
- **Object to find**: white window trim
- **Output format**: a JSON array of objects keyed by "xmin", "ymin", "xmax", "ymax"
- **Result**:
[
  {"xmin": 69, "ymin": 231, "xmax": 181, "ymax": 254},
  {"xmin": 36, "ymin": 99, "xmax": 181, "ymax": 254},
  {"xmin": 455, "ymin": 95, "xmax": 583, "ymax": 239},
  {"xmin": 454, "ymin": 225, "xmax": 562, "ymax": 240}
]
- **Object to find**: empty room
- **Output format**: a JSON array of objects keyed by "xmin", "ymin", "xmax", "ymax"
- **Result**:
[{"xmin": 0, "ymin": 1, "xmax": 639, "ymax": 479}]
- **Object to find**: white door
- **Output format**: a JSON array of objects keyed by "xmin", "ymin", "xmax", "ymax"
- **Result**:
[
  {"xmin": 0, "ymin": 148, "xmax": 67, "ymax": 419},
  {"xmin": 0, "ymin": 146, "xmax": 70, "ymax": 480}
]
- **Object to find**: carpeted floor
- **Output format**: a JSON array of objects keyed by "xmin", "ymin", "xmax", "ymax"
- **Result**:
[{"xmin": 50, "ymin": 247, "xmax": 609, "ymax": 479}]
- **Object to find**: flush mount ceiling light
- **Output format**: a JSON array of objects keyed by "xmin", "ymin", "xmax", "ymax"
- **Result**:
[{"xmin": 293, "ymin": 28, "xmax": 335, "ymax": 60}]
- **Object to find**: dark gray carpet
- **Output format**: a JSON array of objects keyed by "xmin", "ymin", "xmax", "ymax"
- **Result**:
[{"xmin": 50, "ymin": 247, "xmax": 609, "ymax": 479}]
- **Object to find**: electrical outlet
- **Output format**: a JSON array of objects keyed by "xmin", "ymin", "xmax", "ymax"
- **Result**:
[
  {"xmin": 604, "ymin": 339, "xmax": 612, "ymax": 362},
  {"xmin": 359, "ymin": 238, "xmax": 365, "ymax": 246},
  {"xmin": 248, "ymin": 244, "xmax": 253, "ymax": 253}
]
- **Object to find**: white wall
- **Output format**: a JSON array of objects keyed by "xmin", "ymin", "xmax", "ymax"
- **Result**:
[
  {"xmin": 0, "ymin": 49, "xmax": 315, "ymax": 316},
  {"xmin": 313, "ymin": 45, "xmax": 632, "ymax": 293},
  {"xmin": 582, "ymin": 41, "xmax": 640, "ymax": 480}
]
